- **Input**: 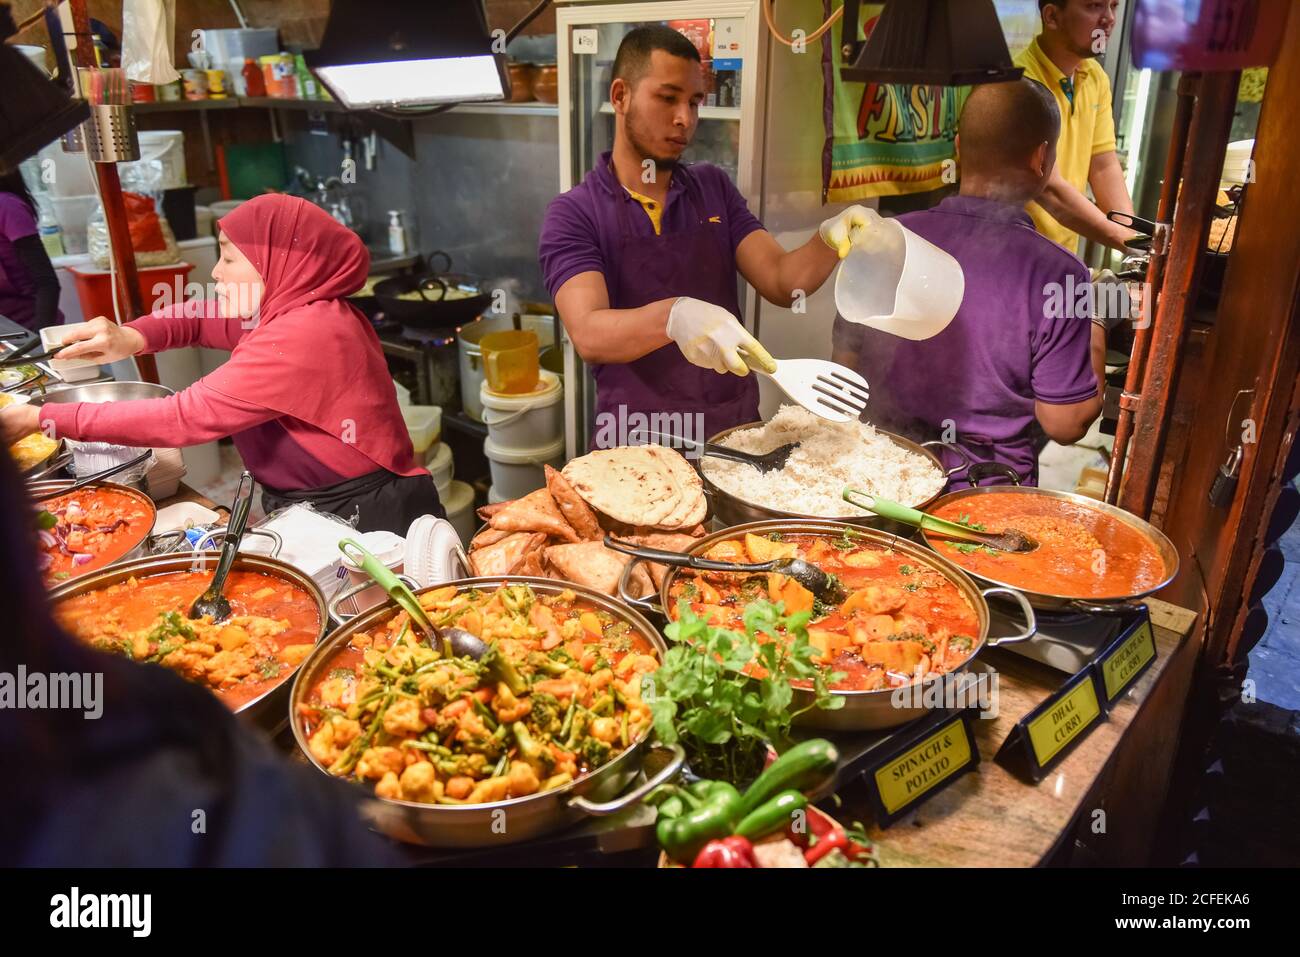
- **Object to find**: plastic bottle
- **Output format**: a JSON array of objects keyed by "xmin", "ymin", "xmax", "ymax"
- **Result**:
[
  {"xmin": 241, "ymin": 58, "xmax": 266, "ymax": 97},
  {"xmin": 294, "ymin": 54, "xmax": 319, "ymax": 100},
  {"xmin": 36, "ymin": 195, "xmax": 65, "ymax": 258}
]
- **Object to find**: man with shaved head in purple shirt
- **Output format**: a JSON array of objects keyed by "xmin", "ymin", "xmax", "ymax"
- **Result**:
[
  {"xmin": 833, "ymin": 78, "xmax": 1105, "ymax": 487},
  {"xmin": 540, "ymin": 25, "xmax": 873, "ymax": 445}
]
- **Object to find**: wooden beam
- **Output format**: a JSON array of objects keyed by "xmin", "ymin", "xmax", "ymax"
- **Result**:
[{"xmin": 1118, "ymin": 72, "xmax": 1239, "ymax": 518}]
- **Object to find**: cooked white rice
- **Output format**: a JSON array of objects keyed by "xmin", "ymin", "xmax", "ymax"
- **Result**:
[{"xmin": 702, "ymin": 405, "xmax": 945, "ymax": 517}]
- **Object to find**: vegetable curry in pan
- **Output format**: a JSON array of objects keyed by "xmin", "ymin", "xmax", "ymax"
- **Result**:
[{"xmin": 667, "ymin": 531, "xmax": 980, "ymax": 692}]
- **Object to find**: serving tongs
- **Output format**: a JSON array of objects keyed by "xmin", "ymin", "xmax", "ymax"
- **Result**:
[
  {"xmin": 628, "ymin": 427, "xmax": 798, "ymax": 475},
  {"xmin": 0, "ymin": 344, "xmax": 64, "ymax": 368},
  {"xmin": 337, "ymin": 538, "xmax": 527, "ymax": 693},
  {"xmin": 842, "ymin": 488, "xmax": 1038, "ymax": 553},
  {"xmin": 31, "ymin": 448, "xmax": 154, "ymax": 502},
  {"xmin": 189, "ymin": 471, "xmax": 255, "ymax": 623},
  {"xmin": 603, "ymin": 534, "xmax": 847, "ymax": 605}
]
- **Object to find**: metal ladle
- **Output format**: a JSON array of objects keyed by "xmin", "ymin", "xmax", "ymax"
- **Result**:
[
  {"xmin": 188, "ymin": 471, "xmax": 255, "ymax": 623},
  {"xmin": 603, "ymin": 534, "xmax": 847, "ymax": 605},
  {"xmin": 338, "ymin": 538, "xmax": 529, "ymax": 694}
]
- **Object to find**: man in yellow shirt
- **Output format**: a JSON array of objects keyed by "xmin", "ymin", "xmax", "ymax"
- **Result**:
[{"xmin": 1015, "ymin": 0, "xmax": 1136, "ymax": 253}]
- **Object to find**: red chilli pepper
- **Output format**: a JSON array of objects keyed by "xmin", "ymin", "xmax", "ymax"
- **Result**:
[
  {"xmin": 692, "ymin": 835, "xmax": 757, "ymax": 868},
  {"xmin": 804, "ymin": 826, "xmax": 850, "ymax": 865}
]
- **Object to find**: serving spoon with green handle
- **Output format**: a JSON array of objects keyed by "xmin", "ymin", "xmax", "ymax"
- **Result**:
[
  {"xmin": 841, "ymin": 487, "xmax": 1038, "ymax": 553},
  {"xmin": 337, "ymin": 539, "xmax": 529, "ymax": 695}
]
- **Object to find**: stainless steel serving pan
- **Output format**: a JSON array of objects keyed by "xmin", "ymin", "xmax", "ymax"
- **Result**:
[
  {"xmin": 289, "ymin": 576, "xmax": 684, "ymax": 848},
  {"xmin": 29, "ymin": 479, "xmax": 158, "ymax": 580},
  {"xmin": 920, "ymin": 485, "xmax": 1180, "ymax": 615},
  {"xmin": 699, "ymin": 420, "xmax": 968, "ymax": 536},
  {"xmin": 618, "ymin": 519, "xmax": 1036, "ymax": 731},
  {"xmin": 47, "ymin": 551, "xmax": 329, "ymax": 731}
]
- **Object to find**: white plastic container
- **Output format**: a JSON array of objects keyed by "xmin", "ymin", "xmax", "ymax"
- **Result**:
[
  {"xmin": 41, "ymin": 322, "xmax": 100, "ymax": 382},
  {"xmin": 834, "ymin": 207, "xmax": 965, "ymax": 341},
  {"xmin": 128, "ymin": 131, "xmax": 187, "ymax": 190},
  {"xmin": 340, "ymin": 529, "xmax": 406, "ymax": 615},
  {"xmin": 426, "ymin": 441, "xmax": 453, "ymax": 489},
  {"xmin": 401, "ymin": 404, "xmax": 441, "ymax": 456},
  {"xmin": 480, "ymin": 370, "xmax": 563, "ymax": 450},
  {"xmin": 441, "ymin": 480, "xmax": 478, "ymax": 546},
  {"xmin": 484, "ymin": 434, "xmax": 565, "ymax": 500},
  {"xmin": 48, "ymin": 194, "xmax": 100, "ymax": 254}
]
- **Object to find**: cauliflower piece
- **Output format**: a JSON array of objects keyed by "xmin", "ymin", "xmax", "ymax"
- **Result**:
[
  {"xmin": 374, "ymin": 771, "xmax": 402, "ymax": 800},
  {"xmin": 506, "ymin": 760, "xmax": 540, "ymax": 798},
  {"xmin": 382, "ymin": 698, "xmax": 428, "ymax": 736},
  {"xmin": 398, "ymin": 761, "xmax": 443, "ymax": 803},
  {"xmin": 357, "ymin": 746, "xmax": 404, "ymax": 780},
  {"xmin": 467, "ymin": 775, "xmax": 511, "ymax": 804},
  {"xmin": 308, "ymin": 721, "xmax": 340, "ymax": 765}
]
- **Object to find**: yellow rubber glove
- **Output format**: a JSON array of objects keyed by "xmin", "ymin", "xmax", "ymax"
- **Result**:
[
  {"xmin": 665, "ymin": 297, "xmax": 777, "ymax": 377},
  {"xmin": 819, "ymin": 204, "xmax": 874, "ymax": 259}
]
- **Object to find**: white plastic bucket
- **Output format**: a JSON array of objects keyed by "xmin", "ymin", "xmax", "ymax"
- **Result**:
[
  {"xmin": 480, "ymin": 371, "xmax": 563, "ymax": 449},
  {"xmin": 426, "ymin": 441, "xmax": 453, "ymax": 490},
  {"xmin": 834, "ymin": 208, "xmax": 965, "ymax": 341},
  {"xmin": 441, "ymin": 480, "xmax": 477, "ymax": 545},
  {"xmin": 484, "ymin": 434, "xmax": 564, "ymax": 500}
]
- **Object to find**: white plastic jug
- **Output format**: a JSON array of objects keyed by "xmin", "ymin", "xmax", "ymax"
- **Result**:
[{"xmin": 834, "ymin": 208, "xmax": 965, "ymax": 341}]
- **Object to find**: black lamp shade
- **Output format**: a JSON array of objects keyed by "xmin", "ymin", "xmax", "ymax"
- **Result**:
[
  {"xmin": 0, "ymin": 45, "xmax": 89, "ymax": 176},
  {"xmin": 841, "ymin": 0, "xmax": 1024, "ymax": 87},
  {"xmin": 304, "ymin": 0, "xmax": 508, "ymax": 109}
]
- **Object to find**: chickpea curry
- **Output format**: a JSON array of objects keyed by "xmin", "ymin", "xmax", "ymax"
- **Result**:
[
  {"xmin": 55, "ymin": 570, "xmax": 322, "ymax": 709},
  {"xmin": 299, "ymin": 582, "xmax": 659, "ymax": 807},
  {"xmin": 930, "ymin": 493, "xmax": 1168, "ymax": 600},
  {"xmin": 667, "ymin": 531, "xmax": 980, "ymax": 692}
]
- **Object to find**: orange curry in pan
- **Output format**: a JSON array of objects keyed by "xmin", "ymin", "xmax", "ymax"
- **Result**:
[
  {"xmin": 929, "ymin": 493, "xmax": 1168, "ymax": 600},
  {"xmin": 667, "ymin": 531, "xmax": 980, "ymax": 692},
  {"xmin": 55, "ymin": 570, "xmax": 322, "ymax": 710}
]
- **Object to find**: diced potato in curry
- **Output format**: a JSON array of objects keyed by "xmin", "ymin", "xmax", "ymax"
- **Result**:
[{"xmin": 666, "ymin": 531, "xmax": 979, "ymax": 692}]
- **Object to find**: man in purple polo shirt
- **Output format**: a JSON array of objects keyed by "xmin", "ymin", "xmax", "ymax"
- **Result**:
[
  {"xmin": 539, "ymin": 25, "xmax": 869, "ymax": 444},
  {"xmin": 833, "ymin": 79, "xmax": 1104, "ymax": 487}
]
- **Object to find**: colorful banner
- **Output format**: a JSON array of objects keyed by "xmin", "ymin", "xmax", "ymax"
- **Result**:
[{"xmin": 825, "ymin": 1, "xmax": 1040, "ymax": 202}]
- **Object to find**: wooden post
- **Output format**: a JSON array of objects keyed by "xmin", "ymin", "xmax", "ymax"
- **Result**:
[
  {"xmin": 1116, "ymin": 71, "xmax": 1239, "ymax": 518},
  {"xmin": 1104, "ymin": 76, "xmax": 1197, "ymax": 505},
  {"xmin": 66, "ymin": 0, "xmax": 159, "ymax": 385}
]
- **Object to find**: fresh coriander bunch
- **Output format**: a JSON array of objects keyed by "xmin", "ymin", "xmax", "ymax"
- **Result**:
[{"xmin": 647, "ymin": 598, "xmax": 845, "ymax": 787}]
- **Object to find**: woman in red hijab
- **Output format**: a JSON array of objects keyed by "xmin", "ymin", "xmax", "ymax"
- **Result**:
[{"xmin": 0, "ymin": 195, "xmax": 442, "ymax": 534}]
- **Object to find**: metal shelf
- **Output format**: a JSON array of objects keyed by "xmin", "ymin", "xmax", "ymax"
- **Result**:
[{"xmin": 132, "ymin": 97, "xmax": 557, "ymax": 118}]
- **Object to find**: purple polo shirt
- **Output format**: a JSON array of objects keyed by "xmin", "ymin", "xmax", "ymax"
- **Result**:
[
  {"xmin": 538, "ymin": 152, "xmax": 764, "ymax": 302},
  {"xmin": 833, "ymin": 194, "xmax": 1097, "ymax": 486}
]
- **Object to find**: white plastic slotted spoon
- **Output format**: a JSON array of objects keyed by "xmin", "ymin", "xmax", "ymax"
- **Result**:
[{"xmin": 741, "ymin": 351, "xmax": 870, "ymax": 422}]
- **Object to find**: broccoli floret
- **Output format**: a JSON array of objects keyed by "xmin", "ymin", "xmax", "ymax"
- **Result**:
[
  {"xmin": 527, "ymin": 692, "xmax": 563, "ymax": 736},
  {"xmin": 581, "ymin": 736, "xmax": 613, "ymax": 770}
]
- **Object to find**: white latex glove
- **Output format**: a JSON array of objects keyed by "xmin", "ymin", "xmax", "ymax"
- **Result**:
[
  {"xmin": 665, "ymin": 297, "xmax": 776, "ymax": 377},
  {"xmin": 819, "ymin": 204, "xmax": 874, "ymax": 259}
]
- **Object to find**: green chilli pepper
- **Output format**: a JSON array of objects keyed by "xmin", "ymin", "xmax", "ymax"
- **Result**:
[{"xmin": 655, "ymin": 781, "xmax": 743, "ymax": 864}]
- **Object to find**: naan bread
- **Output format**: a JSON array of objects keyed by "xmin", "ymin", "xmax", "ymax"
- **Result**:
[
  {"xmin": 488, "ymin": 487, "xmax": 580, "ymax": 542},
  {"xmin": 544, "ymin": 465, "xmax": 602, "ymax": 540},
  {"xmin": 651, "ymin": 446, "xmax": 707, "ymax": 529},
  {"xmin": 544, "ymin": 540, "xmax": 632, "ymax": 596},
  {"xmin": 562, "ymin": 447, "xmax": 680, "ymax": 527}
]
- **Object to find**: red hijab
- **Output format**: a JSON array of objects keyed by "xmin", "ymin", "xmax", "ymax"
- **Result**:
[{"xmin": 203, "ymin": 195, "xmax": 421, "ymax": 478}]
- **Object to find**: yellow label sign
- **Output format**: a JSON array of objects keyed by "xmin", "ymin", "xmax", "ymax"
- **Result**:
[
  {"xmin": 1027, "ymin": 678, "xmax": 1102, "ymax": 766},
  {"xmin": 1101, "ymin": 621, "xmax": 1156, "ymax": 702},
  {"xmin": 874, "ymin": 719, "xmax": 972, "ymax": 814}
]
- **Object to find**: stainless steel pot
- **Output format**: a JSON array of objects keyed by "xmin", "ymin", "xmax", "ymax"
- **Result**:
[
  {"xmin": 47, "ymin": 550, "xmax": 329, "ymax": 731},
  {"xmin": 30, "ymin": 479, "xmax": 158, "ymax": 581},
  {"xmin": 618, "ymin": 519, "xmax": 1036, "ymax": 731},
  {"xmin": 289, "ymin": 575, "xmax": 685, "ymax": 847},
  {"xmin": 698, "ymin": 421, "xmax": 968, "ymax": 536},
  {"xmin": 920, "ymin": 485, "xmax": 1180, "ymax": 615}
]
